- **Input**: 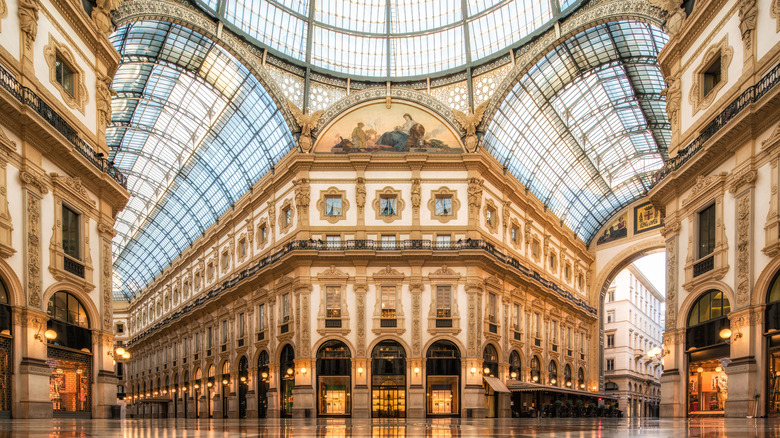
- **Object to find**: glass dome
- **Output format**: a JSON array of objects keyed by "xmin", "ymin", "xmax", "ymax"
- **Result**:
[{"xmin": 196, "ymin": 0, "xmax": 583, "ymax": 78}]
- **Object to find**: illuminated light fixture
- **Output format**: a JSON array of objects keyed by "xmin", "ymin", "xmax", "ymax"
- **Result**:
[
  {"xmin": 162, "ymin": 390, "xmax": 167, "ymax": 395},
  {"xmin": 0, "ymin": 329, "xmax": 10, "ymax": 336},
  {"xmin": 470, "ymin": 367, "xmax": 477, "ymax": 375},
  {"xmin": 697, "ymin": 367, "xmax": 704, "ymax": 373},
  {"xmin": 240, "ymin": 376, "xmax": 247, "ymax": 383},
  {"xmin": 580, "ymin": 384, "xmax": 585, "ymax": 389},
  {"xmin": 510, "ymin": 372, "xmax": 517, "ymax": 379},
  {"xmin": 483, "ymin": 367, "xmax": 491, "ymax": 375},
  {"xmin": 183, "ymin": 387, "xmax": 189, "ymax": 392},
  {"xmin": 300, "ymin": 367, "xmax": 307, "ymax": 375},
  {"xmin": 171, "ymin": 388, "xmax": 177, "ymax": 393},
  {"xmin": 153, "ymin": 391, "xmax": 158, "ymax": 396},
  {"xmin": 35, "ymin": 328, "xmax": 57, "ymax": 344},
  {"xmin": 550, "ymin": 378, "xmax": 556, "ymax": 384},
  {"xmin": 122, "ymin": 352, "xmax": 131, "ymax": 360},
  {"xmin": 566, "ymin": 381, "xmax": 572, "ymax": 387},
  {"xmin": 532, "ymin": 376, "xmax": 539, "ymax": 382},
  {"xmin": 222, "ymin": 379, "xmax": 229, "ymax": 386},
  {"xmin": 719, "ymin": 328, "xmax": 732, "ymax": 340},
  {"xmin": 261, "ymin": 372, "xmax": 269, "ymax": 380},
  {"xmin": 207, "ymin": 381, "xmax": 213, "ymax": 388},
  {"xmin": 194, "ymin": 384, "xmax": 200, "ymax": 389},
  {"xmin": 715, "ymin": 366, "xmax": 723, "ymax": 373},
  {"xmin": 287, "ymin": 368, "xmax": 294, "ymax": 376},
  {"xmin": 146, "ymin": 393, "xmax": 151, "ymax": 397},
  {"xmin": 76, "ymin": 368, "xmax": 83, "ymax": 375},
  {"xmin": 357, "ymin": 367, "xmax": 364, "ymax": 375},
  {"xmin": 592, "ymin": 386, "xmax": 598, "ymax": 391},
  {"xmin": 80, "ymin": 348, "xmax": 90, "ymax": 353},
  {"xmin": 413, "ymin": 367, "xmax": 420, "ymax": 375},
  {"xmin": 115, "ymin": 347, "xmax": 126, "ymax": 356}
]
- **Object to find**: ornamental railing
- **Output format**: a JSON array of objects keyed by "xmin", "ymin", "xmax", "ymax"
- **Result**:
[
  {"xmin": 0, "ymin": 68, "xmax": 127, "ymax": 188},
  {"xmin": 652, "ymin": 62, "xmax": 780, "ymax": 185},
  {"xmin": 127, "ymin": 238, "xmax": 596, "ymax": 346}
]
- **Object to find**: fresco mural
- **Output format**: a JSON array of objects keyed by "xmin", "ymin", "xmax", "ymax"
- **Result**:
[
  {"xmin": 596, "ymin": 212, "xmax": 628, "ymax": 245},
  {"xmin": 314, "ymin": 102, "xmax": 463, "ymax": 153}
]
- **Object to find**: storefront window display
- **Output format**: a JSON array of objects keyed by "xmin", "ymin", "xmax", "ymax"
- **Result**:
[
  {"xmin": 688, "ymin": 360, "xmax": 727, "ymax": 413},
  {"xmin": 48, "ymin": 352, "xmax": 91, "ymax": 413},
  {"xmin": 280, "ymin": 345, "xmax": 295, "ymax": 418},
  {"xmin": 765, "ymin": 272, "xmax": 780, "ymax": 415},
  {"xmin": 371, "ymin": 340, "xmax": 406, "ymax": 418},
  {"xmin": 317, "ymin": 340, "xmax": 352, "ymax": 417},
  {"xmin": 0, "ymin": 279, "xmax": 11, "ymax": 414},
  {"xmin": 426, "ymin": 340, "xmax": 460, "ymax": 417}
]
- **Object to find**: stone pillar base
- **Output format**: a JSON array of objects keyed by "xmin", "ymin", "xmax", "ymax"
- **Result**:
[
  {"xmin": 462, "ymin": 385, "xmax": 485, "ymax": 418},
  {"xmin": 246, "ymin": 409, "xmax": 258, "ymax": 418},
  {"xmin": 19, "ymin": 401, "xmax": 53, "ymax": 419},
  {"xmin": 353, "ymin": 386, "xmax": 370, "ymax": 418},
  {"xmin": 724, "ymin": 356, "xmax": 759, "ymax": 417},
  {"xmin": 291, "ymin": 386, "xmax": 314, "ymax": 418},
  {"xmin": 407, "ymin": 386, "xmax": 425, "ymax": 418}
]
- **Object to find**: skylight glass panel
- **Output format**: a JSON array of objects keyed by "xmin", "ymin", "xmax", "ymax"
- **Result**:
[
  {"xmin": 315, "ymin": 0, "xmax": 385, "ymax": 33},
  {"xmin": 311, "ymin": 27, "xmax": 387, "ymax": 76},
  {"xmin": 225, "ymin": 0, "xmax": 307, "ymax": 59},
  {"xmin": 274, "ymin": 0, "xmax": 310, "ymax": 15},
  {"xmin": 391, "ymin": 0, "xmax": 462, "ymax": 33},
  {"xmin": 469, "ymin": 0, "xmax": 552, "ymax": 61},
  {"xmin": 466, "ymin": 0, "xmax": 504, "ymax": 16},
  {"xmin": 391, "ymin": 27, "xmax": 465, "ymax": 76}
]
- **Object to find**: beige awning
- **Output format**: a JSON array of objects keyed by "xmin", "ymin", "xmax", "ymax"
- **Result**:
[
  {"xmin": 505, "ymin": 381, "xmax": 616, "ymax": 399},
  {"xmin": 483, "ymin": 376, "xmax": 510, "ymax": 393}
]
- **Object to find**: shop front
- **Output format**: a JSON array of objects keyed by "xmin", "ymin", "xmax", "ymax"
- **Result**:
[
  {"xmin": 426, "ymin": 340, "xmax": 460, "ymax": 417},
  {"xmin": 371, "ymin": 340, "xmax": 406, "ymax": 418},
  {"xmin": 46, "ymin": 291, "xmax": 92, "ymax": 418},
  {"xmin": 238, "ymin": 356, "xmax": 248, "ymax": 419},
  {"xmin": 280, "ymin": 345, "xmax": 295, "ymax": 418},
  {"xmin": 316, "ymin": 340, "xmax": 352, "ymax": 417},
  {"xmin": 0, "ymin": 279, "xmax": 12, "ymax": 418},
  {"xmin": 257, "ymin": 351, "xmax": 270, "ymax": 418},
  {"xmin": 686, "ymin": 290, "xmax": 731, "ymax": 416},
  {"xmin": 765, "ymin": 271, "xmax": 780, "ymax": 416}
]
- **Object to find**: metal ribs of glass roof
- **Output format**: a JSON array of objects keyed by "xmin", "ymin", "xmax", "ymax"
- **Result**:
[
  {"xmin": 109, "ymin": 21, "xmax": 294, "ymax": 300},
  {"xmin": 203, "ymin": 0, "xmax": 577, "ymax": 79},
  {"xmin": 483, "ymin": 21, "xmax": 670, "ymax": 244}
]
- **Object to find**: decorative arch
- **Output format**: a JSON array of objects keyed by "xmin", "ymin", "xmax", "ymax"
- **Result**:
[
  {"xmin": 42, "ymin": 281, "xmax": 101, "ymax": 330},
  {"xmin": 752, "ymin": 254, "xmax": 780, "ymax": 305},
  {"xmin": 677, "ymin": 281, "xmax": 736, "ymax": 331},
  {"xmin": 311, "ymin": 336, "xmax": 356, "ymax": 359},
  {"xmin": 252, "ymin": 348, "xmax": 271, "ymax": 369},
  {"xmin": 0, "ymin": 258, "xmax": 24, "ymax": 307},
  {"xmin": 421, "ymin": 335, "xmax": 466, "ymax": 358},
  {"xmin": 366, "ymin": 336, "xmax": 412, "ymax": 358}
]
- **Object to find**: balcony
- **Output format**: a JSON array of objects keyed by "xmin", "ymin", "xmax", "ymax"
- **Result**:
[{"xmin": 63, "ymin": 256, "xmax": 85, "ymax": 278}]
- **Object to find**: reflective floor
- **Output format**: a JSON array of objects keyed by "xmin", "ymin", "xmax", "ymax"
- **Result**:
[{"xmin": 1, "ymin": 418, "xmax": 780, "ymax": 437}]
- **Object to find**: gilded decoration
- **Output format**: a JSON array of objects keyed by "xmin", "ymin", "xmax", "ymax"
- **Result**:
[
  {"xmin": 277, "ymin": 198, "xmax": 294, "ymax": 234},
  {"xmin": 316, "ymin": 187, "xmax": 349, "ymax": 224},
  {"xmin": 44, "ymin": 35, "xmax": 89, "ymax": 114},
  {"xmin": 293, "ymin": 178, "xmax": 310, "ymax": 222},
  {"xmin": 452, "ymin": 101, "xmax": 488, "ymax": 153},
  {"xmin": 661, "ymin": 72, "xmax": 681, "ymax": 133},
  {"xmin": 372, "ymin": 186, "xmax": 405, "ymax": 223},
  {"xmin": 288, "ymin": 100, "xmax": 323, "ymax": 153},
  {"xmin": 689, "ymin": 35, "xmax": 733, "ymax": 115},
  {"xmin": 427, "ymin": 187, "xmax": 460, "ymax": 223},
  {"xmin": 484, "ymin": 198, "xmax": 499, "ymax": 233},
  {"xmin": 314, "ymin": 101, "xmax": 462, "ymax": 153},
  {"xmin": 467, "ymin": 178, "xmax": 483, "ymax": 220}
]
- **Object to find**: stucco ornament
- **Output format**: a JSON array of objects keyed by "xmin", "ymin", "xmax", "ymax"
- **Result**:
[
  {"xmin": 648, "ymin": 0, "xmax": 685, "ymax": 36},
  {"xmin": 96, "ymin": 74, "xmax": 117, "ymax": 126},
  {"xmin": 738, "ymin": 0, "xmax": 758, "ymax": 50},
  {"xmin": 93, "ymin": 0, "xmax": 121, "ymax": 35},
  {"xmin": 453, "ymin": 101, "xmax": 488, "ymax": 153},
  {"xmin": 288, "ymin": 100, "xmax": 323, "ymax": 153},
  {"xmin": 467, "ymin": 178, "xmax": 483, "ymax": 218},
  {"xmin": 18, "ymin": 0, "xmax": 40, "ymax": 48},
  {"xmin": 661, "ymin": 72, "xmax": 681, "ymax": 131}
]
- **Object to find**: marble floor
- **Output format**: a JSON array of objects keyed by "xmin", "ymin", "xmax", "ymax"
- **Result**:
[{"xmin": 0, "ymin": 418, "xmax": 779, "ymax": 438}]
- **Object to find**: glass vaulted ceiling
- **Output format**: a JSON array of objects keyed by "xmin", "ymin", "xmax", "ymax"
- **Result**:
[
  {"xmin": 108, "ymin": 21, "xmax": 294, "ymax": 300},
  {"xmin": 198, "ymin": 0, "xmax": 578, "ymax": 78},
  {"xmin": 484, "ymin": 21, "xmax": 669, "ymax": 243}
]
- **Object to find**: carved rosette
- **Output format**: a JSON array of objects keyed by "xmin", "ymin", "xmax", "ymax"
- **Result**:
[{"xmin": 736, "ymin": 193, "xmax": 751, "ymax": 308}]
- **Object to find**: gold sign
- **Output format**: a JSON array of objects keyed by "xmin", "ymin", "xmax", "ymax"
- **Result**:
[{"xmin": 634, "ymin": 202, "xmax": 663, "ymax": 234}]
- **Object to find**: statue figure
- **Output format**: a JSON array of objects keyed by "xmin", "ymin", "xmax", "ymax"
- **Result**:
[
  {"xmin": 96, "ymin": 74, "xmax": 116, "ymax": 126},
  {"xmin": 18, "ymin": 0, "xmax": 40, "ymax": 44},
  {"xmin": 288, "ymin": 100, "xmax": 323, "ymax": 153},
  {"xmin": 411, "ymin": 179, "xmax": 421, "ymax": 208},
  {"xmin": 453, "ymin": 101, "xmax": 488, "ymax": 153}
]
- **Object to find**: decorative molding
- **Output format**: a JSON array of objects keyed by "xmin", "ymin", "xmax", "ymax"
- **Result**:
[
  {"xmin": 18, "ymin": 0, "xmax": 39, "ymax": 49},
  {"xmin": 682, "ymin": 172, "xmax": 729, "ymax": 208},
  {"xmin": 411, "ymin": 178, "xmax": 421, "ymax": 211},
  {"xmin": 355, "ymin": 177, "xmax": 366, "ymax": 212},
  {"xmin": 427, "ymin": 186, "xmax": 460, "ymax": 223},
  {"xmin": 665, "ymin": 236, "xmax": 678, "ymax": 329},
  {"xmin": 19, "ymin": 170, "xmax": 48, "ymax": 196},
  {"xmin": 317, "ymin": 265, "xmax": 349, "ymax": 280},
  {"xmin": 729, "ymin": 169, "xmax": 757, "ymax": 194},
  {"xmin": 483, "ymin": 198, "xmax": 499, "ymax": 233},
  {"xmin": 25, "ymin": 192, "xmax": 42, "ymax": 307},
  {"xmin": 452, "ymin": 101, "xmax": 488, "ymax": 153},
  {"xmin": 689, "ymin": 35, "xmax": 733, "ymax": 115},
  {"xmin": 0, "ymin": 0, "xmax": 7, "ymax": 32},
  {"xmin": 662, "ymin": 72, "xmax": 681, "ymax": 134},
  {"xmin": 429, "ymin": 265, "xmax": 460, "ymax": 278},
  {"xmin": 102, "ymin": 239, "xmax": 112, "ymax": 330},
  {"xmin": 372, "ymin": 186, "xmax": 405, "ymax": 223},
  {"xmin": 467, "ymin": 177, "xmax": 483, "ymax": 221},
  {"xmin": 316, "ymin": 186, "xmax": 349, "ymax": 224},
  {"xmin": 44, "ymin": 34, "xmax": 89, "ymax": 114},
  {"xmin": 735, "ymin": 191, "xmax": 752, "ymax": 308},
  {"xmin": 293, "ymin": 178, "xmax": 310, "ymax": 223},
  {"xmin": 738, "ymin": 0, "xmax": 758, "ymax": 52},
  {"xmin": 773, "ymin": 0, "xmax": 780, "ymax": 32},
  {"xmin": 763, "ymin": 124, "xmax": 780, "ymax": 150},
  {"xmin": 277, "ymin": 198, "xmax": 294, "ymax": 234},
  {"xmin": 96, "ymin": 73, "xmax": 116, "ymax": 127},
  {"xmin": 372, "ymin": 265, "xmax": 404, "ymax": 279},
  {"xmin": 50, "ymin": 173, "xmax": 97, "ymax": 211}
]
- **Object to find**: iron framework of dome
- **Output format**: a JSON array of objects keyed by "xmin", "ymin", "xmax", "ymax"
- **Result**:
[{"xmin": 108, "ymin": 0, "xmax": 670, "ymax": 300}]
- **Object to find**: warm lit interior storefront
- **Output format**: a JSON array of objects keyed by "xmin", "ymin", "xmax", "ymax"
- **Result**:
[
  {"xmin": 280, "ymin": 345, "xmax": 295, "ymax": 418},
  {"xmin": 0, "ymin": 280, "xmax": 11, "ymax": 417},
  {"xmin": 766, "ymin": 272, "xmax": 780, "ymax": 416},
  {"xmin": 686, "ymin": 290, "xmax": 731, "ymax": 416},
  {"xmin": 371, "ymin": 341, "xmax": 406, "ymax": 418},
  {"xmin": 317, "ymin": 341, "xmax": 352, "ymax": 416},
  {"xmin": 426, "ymin": 341, "xmax": 460, "ymax": 417}
]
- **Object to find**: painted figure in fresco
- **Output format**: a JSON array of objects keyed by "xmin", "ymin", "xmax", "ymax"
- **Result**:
[
  {"xmin": 351, "ymin": 122, "xmax": 368, "ymax": 149},
  {"xmin": 377, "ymin": 113, "xmax": 418, "ymax": 151}
]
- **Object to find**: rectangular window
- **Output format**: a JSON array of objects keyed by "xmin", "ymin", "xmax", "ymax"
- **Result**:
[
  {"xmin": 62, "ymin": 205, "xmax": 80, "ymax": 260},
  {"xmin": 512, "ymin": 304, "xmax": 520, "ymax": 331},
  {"xmin": 325, "ymin": 196, "xmax": 342, "ymax": 216},
  {"xmin": 260, "ymin": 225, "xmax": 267, "ymax": 243},
  {"xmin": 238, "ymin": 312, "xmax": 245, "ymax": 339},
  {"xmin": 326, "ymin": 235, "xmax": 341, "ymax": 248},
  {"xmin": 436, "ymin": 235, "xmax": 451, "ymax": 247},
  {"xmin": 282, "ymin": 293, "xmax": 290, "ymax": 323},
  {"xmin": 580, "ymin": 332, "xmax": 585, "ymax": 353},
  {"xmin": 698, "ymin": 203, "xmax": 716, "ymax": 258},
  {"xmin": 381, "ymin": 235, "xmax": 396, "ymax": 249},
  {"xmin": 435, "ymin": 196, "xmax": 452, "ymax": 215},
  {"xmin": 567, "ymin": 327, "xmax": 572, "ymax": 349},
  {"xmin": 607, "ymin": 311, "xmax": 615, "ymax": 323},
  {"xmin": 239, "ymin": 240, "xmax": 247, "ymax": 259},
  {"xmin": 702, "ymin": 56, "xmax": 722, "ymax": 97},
  {"xmin": 488, "ymin": 293, "xmax": 497, "ymax": 323},
  {"xmin": 436, "ymin": 285, "xmax": 451, "ymax": 317},
  {"xmin": 257, "ymin": 304, "xmax": 265, "ymax": 332},
  {"xmin": 607, "ymin": 334, "xmax": 614, "ymax": 348},
  {"xmin": 326, "ymin": 286, "xmax": 341, "ymax": 318},
  {"xmin": 381, "ymin": 286, "xmax": 396, "ymax": 318},
  {"xmin": 606, "ymin": 359, "xmax": 615, "ymax": 371},
  {"xmin": 551, "ymin": 320, "xmax": 558, "ymax": 344},
  {"xmin": 284, "ymin": 207, "xmax": 292, "ymax": 226},
  {"xmin": 222, "ymin": 252, "xmax": 229, "ymax": 270},
  {"xmin": 486, "ymin": 208, "xmax": 495, "ymax": 226},
  {"xmin": 607, "ymin": 289, "xmax": 615, "ymax": 302},
  {"xmin": 380, "ymin": 196, "xmax": 397, "ymax": 215},
  {"xmin": 207, "ymin": 327, "xmax": 213, "ymax": 349},
  {"xmin": 534, "ymin": 313, "xmax": 541, "ymax": 338},
  {"xmin": 55, "ymin": 55, "xmax": 74, "ymax": 96},
  {"xmin": 221, "ymin": 320, "xmax": 228, "ymax": 344},
  {"xmin": 511, "ymin": 226, "xmax": 518, "ymax": 243}
]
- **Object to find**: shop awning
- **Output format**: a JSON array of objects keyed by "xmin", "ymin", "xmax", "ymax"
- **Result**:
[
  {"xmin": 505, "ymin": 381, "xmax": 616, "ymax": 400},
  {"xmin": 139, "ymin": 397, "xmax": 172, "ymax": 403},
  {"xmin": 483, "ymin": 376, "xmax": 510, "ymax": 393}
]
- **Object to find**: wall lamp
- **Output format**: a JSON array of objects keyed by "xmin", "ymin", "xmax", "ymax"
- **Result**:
[
  {"xmin": 470, "ymin": 367, "xmax": 477, "ymax": 375},
  {"xmin": 357, "ymin": 367, "xmax": 364, "ymax": 375},
  {"xmin": 33, "ymin": 318, "xmax": 57, "ymax": 344},
  {"xmin": 413, "ymin": 367, "xmax": 420, "ymax": 375},
  {"xmin": 109, "ymin": 347, "xmax": 131, "ymax": 360},
  {"xmin": 300, "ymin": 367, "xmax": 307, "ymax": 375},
  {"xmin": 720, "ymin": 317, "xmax": 746, "ymax": 344},
  {"xmin": 646, "ymin": 344, "xmax": 670, "ymax": 360}
]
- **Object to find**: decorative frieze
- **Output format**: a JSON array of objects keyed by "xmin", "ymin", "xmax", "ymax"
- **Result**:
[
  {"xmin": 735, "ymin": 191, "xmax": 752, "ymax": 308},
  {"xmin": 665, "ymin": 236, "xmax": 678, "ymax": 329}
]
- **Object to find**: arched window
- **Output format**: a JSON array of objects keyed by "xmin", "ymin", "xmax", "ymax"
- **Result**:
[
  {"xmin": 508, "ymin": 351, "xmax": 521, "ymax": 380},
  {"xmin": 547, "ymin": 360, "xmax": 558, "ymax": 385},
  {"xmin": 0, "ymin": 278, "xmax": 11, "ymax": 335},
  {"xmin": 482, "ymin": 344, "xmax": 498, "ymax": 377},
  {"xmin": 530, "ymin": 356, "xmax": 541, "ymax": 383},
  {"xmin": 686, "ymin": 290, "xmax": 730, "ymax": 350},
  {"xmin": 426, "ymin": 340, "xmax": 461, "ymax": 416},
  {"xmin": 766, "ymin": 271, "xmax": 780, "ymax": 331},
  {"xmin": 563, "ymin": 364, "xmax": 572, "ymax": 388},
  {"xmin": 257, "ymin": 350, "xmax": 270, "ymax": 418},
  {"xmin": 280, "ymin": 345, "xmax": 295, "ymax": 418},
  {"xmin": 577, "ymin": 367, "xmax": 585, "ymax": 390},
  {"xmin": 47, "ymin": 291, "xmax": 89, "ymax": 328}
]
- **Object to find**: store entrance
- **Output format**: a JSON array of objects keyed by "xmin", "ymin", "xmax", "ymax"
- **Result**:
[
  {"xmin": 373, "ymin": 382, "xmax": 405, "ymax": 418},
  {"xmin": 317, "ymin": 340, "xmax": 352, "ymax": 417},
  {"xmin": 371, "ymin": 340, "xmax": 406, "ymax": 418}
]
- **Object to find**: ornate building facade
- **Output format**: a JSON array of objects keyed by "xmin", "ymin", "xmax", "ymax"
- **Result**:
[
  {"xmin": 649, "ymin": 0, "xmax": 780, "ymax": 418},
  {"xmin": 0, "ymin": 0, "xmax": 128, "ymax": 419}
]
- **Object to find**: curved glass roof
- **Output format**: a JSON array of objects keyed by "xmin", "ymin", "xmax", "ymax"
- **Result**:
[
  {"xmin": 108, "ymin": 21, "xmax": 294, "ymax": 300},
  {"xmin": 483, "ymin": 21, "xmax": 669, "ymax": 243},
  {"xmin": 197, "ymin": 0, "xmax": 579, "ymax": 78}
]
